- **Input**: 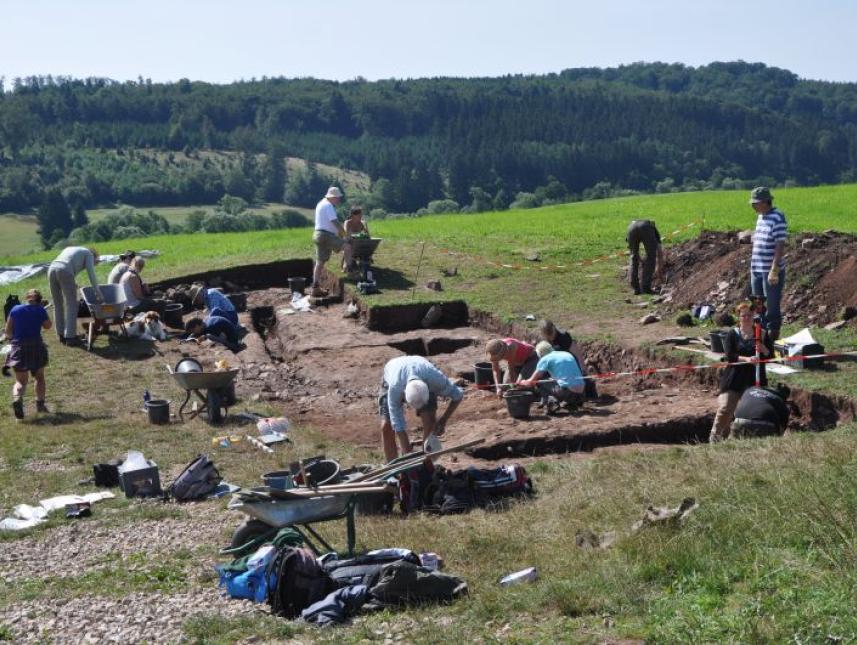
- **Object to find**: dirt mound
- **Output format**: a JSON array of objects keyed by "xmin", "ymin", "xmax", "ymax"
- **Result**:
[{"xmin": 664, "ymin": 230, "xmax": 857, "ymax": 327}]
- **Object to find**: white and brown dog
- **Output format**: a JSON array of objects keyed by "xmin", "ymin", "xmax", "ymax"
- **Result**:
[{"xmin": 127, "ymin": 311, "xmax": 168, "ymax": 341}]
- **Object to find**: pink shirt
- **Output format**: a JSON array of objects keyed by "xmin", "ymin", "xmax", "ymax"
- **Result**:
[{"xmin": 503, "ymin": 338, "xmax": 535, "ymax": 366}]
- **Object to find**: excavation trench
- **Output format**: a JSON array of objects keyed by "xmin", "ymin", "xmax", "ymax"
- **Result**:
[{"xmin": 157, "ymin": 265, "xmax": 857, "ymax": 461}]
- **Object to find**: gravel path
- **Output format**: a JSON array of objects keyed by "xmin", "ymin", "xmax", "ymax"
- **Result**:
[
  {"xmin": 0, "ymin": 588, "xmax": 261, "ymax": 643},
  {"xmin": 0, "ymin": 506, "xmax": 233, "ymax": 583}
]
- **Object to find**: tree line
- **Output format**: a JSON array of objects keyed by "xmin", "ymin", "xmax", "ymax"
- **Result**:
[{"xmin": 2, "ymin": 61, "xmax": 856, "ymax": 225}]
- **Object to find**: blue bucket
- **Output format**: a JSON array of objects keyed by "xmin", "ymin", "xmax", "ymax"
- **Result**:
[{"xmin": 262, "ymin": 470, "xmax": 294, "ymax": 490}]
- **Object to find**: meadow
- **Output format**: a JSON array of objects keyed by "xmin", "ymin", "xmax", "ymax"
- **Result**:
[{"xmin": 2, "ymin": 185, "xmax": 857, "ymax": 642}]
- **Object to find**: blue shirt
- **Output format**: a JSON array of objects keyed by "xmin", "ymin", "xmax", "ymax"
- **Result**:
[
  {"xmin": 204, "ymin": 315, "xmax": 239, "ymax": 344},
  {"xmin": 10, "ymin": 303, "xmax": 48, "ymax": 341},
  {"xmin": 205, "ymin": 289, "xmax": 237, "ymax": 325},
  {"xmin": 751, "ymin": 208, "xmax": 787, "ymax": 273},
  {"xmin": 383, "ymin": 356, "xmax": 464, "ymax": 433},
  {"xmin": 535, "ymin": 351, "xmax": 584, "ymax": 392}
]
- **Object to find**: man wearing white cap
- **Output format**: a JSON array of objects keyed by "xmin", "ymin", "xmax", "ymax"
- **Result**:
[
  {"xmin": 378, "ymin": 355, "xmax": 464, "ymax": 461},
  {"xmin": 311, "ymin": 186, "xmax": 352, "ymax": 296}
]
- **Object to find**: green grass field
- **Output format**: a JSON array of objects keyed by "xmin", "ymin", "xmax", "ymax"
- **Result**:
[{"xmin": 2, "ymin": 184, "xmax": 857, "ymax": 642}]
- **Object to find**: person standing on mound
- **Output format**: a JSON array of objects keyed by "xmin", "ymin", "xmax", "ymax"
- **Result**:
[{"xmin": 311, "ymin": 186, "xmax": 352, "ymax": 297}]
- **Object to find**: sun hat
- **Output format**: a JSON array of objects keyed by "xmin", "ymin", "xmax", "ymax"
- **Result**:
[
  {"xmin": 749, "ymin": 186, "xmax": 773, "ymax": 204},
  {"xmin": 535, "ymin": 341, "xmax": 554, "ymax": 358},
  {"xmin": 189, "ymin": 284, "xmax": 205, "ymax": 305},
  {"xmin": 325, "ymin": 186, "xmax": 343, "ymax": 199},
  {"xmin": 404, "ymin": 379, "xmax": 430, "ymax": 410}
]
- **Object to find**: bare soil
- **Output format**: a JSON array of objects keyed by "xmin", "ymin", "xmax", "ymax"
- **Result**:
[{"xmin": 662, "ymin": 230, "xmax": 857, "ymax": 327}]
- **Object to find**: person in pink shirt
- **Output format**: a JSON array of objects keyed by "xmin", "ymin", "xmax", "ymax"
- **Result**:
[{"xmin": 486, "ymin": 338, "xmax": 538, "ymax": 398}]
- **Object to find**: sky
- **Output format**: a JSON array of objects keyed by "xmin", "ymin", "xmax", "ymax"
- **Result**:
[{"xmin": 2, "ymin": 0, "xmax": 857, "ymax": 85}]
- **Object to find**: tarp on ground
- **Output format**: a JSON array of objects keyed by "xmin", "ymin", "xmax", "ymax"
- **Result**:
[{"xmin": 0, "ymin": 250, "xmax": 161, "ymax": 286}]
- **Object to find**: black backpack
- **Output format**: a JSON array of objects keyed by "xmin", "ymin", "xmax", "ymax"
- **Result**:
[
  {"xmin": 4, "ymin": 295, "xmax": 20, "ymax": 321},
  {"xmin": 168, "ymin": 455, "xmax": 221, "ymax": 501},
  {"xmin": 268, "ymin": 546, "xmax": 335, "ymax": 618}
]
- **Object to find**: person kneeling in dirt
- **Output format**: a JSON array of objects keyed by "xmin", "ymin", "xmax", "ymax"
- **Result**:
[
  {"xmin": 538, "ymin": 319, "xmax": 597, "ymax": 399},
  {"xmin": 709, "ymin": 301, "xmax": 773, "ymax": 443},
  {"xmin": 378, "ymin": 356, "xmax": 464, "ymax": 461},
  {"xmin": 189, "ymin": 284, "xmax": 238, "ymax": 326},
  {"xmin": 184, "ymin": 316, "xmax": 244, "ymax": 352},
  {"xmin": 4, "ymin": 289, "xmax": 52, "ymax": 420},
  {"xmin": 486, "ymin": 338, "xmax": 538, "ymax": 398},
  {"xmin": 730, "ymin": 385, "xmax": 790, "ymax": 439},
  {"xmin": 518, "ymin": 341, "xmax": 585, "ymax": 415}
]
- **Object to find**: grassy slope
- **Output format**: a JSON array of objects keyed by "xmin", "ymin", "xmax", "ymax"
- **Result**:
[{"xmin": 2, "ymin": 185, "xmax": 857, "ymax": 642}]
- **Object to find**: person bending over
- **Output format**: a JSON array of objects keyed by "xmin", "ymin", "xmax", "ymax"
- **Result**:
[
  {"xmin": 4, "ymin": 289, "xmax": 52, "ymax": 420},
  {"xmin": 538, "ymin": 319, "xmax": 596, "ymax": 399},
  {"xmin": 485, "ymin": 337, "xmax": 538, "ymax": 398},
  {"xmin": 47, "ymin": 246, "xmax": 102, "ymax": 345},
  {"xmin": 189, "ymin": 284, "xmax": 238, "ymax": 326},
  {"xmin": 378, "ymin": 355, "xmax": 464, "ymax": 461},
  {"xmin": 518, "ymin": 341, "xmax": 585, "ymax": 414}
]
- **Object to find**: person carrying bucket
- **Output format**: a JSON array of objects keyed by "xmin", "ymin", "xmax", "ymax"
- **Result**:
[{"xmin": 378, "ymin": 356, "xmax": 464, "ymax": 461}]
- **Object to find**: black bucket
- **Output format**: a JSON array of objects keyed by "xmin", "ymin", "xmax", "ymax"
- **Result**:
[
  {"xmin": 227, "ymin": 293, "xmax": 247, "ymax": 312},
  {"xmin": 710, "ymin": 330, "xmax": 727, "ymax": 353},
  {"xmin": 145, "ymin": 399, "xmax": 170, "ymax": 425},
  {"xmin": 503, "ymin": 390, "xmax": 534, "ymax": 419},
  {"xmin": 301, "ymin": 459, "xmax": 341, "ymax": 486},
  {"xmin": 163, "ymin": 303, "xmax": 184, "ymax": 329},
  {"xmin": 288, "ymin": 277, "xmax": 306, "ymax": 294},
  {"xmin": 474, "ymin": 362, "xmax": 495, "ymax": 389}
]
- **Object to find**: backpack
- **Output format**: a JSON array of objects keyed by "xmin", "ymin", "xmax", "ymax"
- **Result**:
[
  {"xmin": 268, "ymin": 546, "xmax": 335, "ymax": 618},
  {"xmin": 324, "ymin": 549, "xmax": 421, "ymax": 588},
  {"xmin": 168, "ymin": 454, "xmax": 221, "ymax": 501},
  {"xmin": 4, "ymin": 295, "xmax": 20, "ymax": 321}
]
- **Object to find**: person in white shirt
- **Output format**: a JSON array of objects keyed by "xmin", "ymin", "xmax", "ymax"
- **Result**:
[
  {"xmin": 107, "ymin": 250, "xmax": 135, "ymax": 284},
  {"xmin": 311, "ymin": 186, "xmax": 352, "ymax": 296},
  {"xmin": 47, "ymin": 246, "xmax": 102, "ymax": 344}
]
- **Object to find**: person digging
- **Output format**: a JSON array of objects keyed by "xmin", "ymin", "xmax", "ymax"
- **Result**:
[
  {"xmin": 378, "ymin": 355, "xmax": 464, "ymax": 462},
  {"xmin": 518, "ymin": 341, "xmax": 585, "ymax": 415},
  {"xmin": 626, "ymin": 219, "xmax": 664, "ymax": 295}
]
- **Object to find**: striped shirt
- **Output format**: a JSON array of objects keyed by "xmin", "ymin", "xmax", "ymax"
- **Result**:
[{"xmin": 751, "ymin": 208, "xmax": 787, "ymax": 273}]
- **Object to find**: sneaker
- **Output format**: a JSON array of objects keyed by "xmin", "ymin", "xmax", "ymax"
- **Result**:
[
  {"xmin": 36, "ymin": 401, "xmax": 49, "ymax": 414},
  {"xmin": 12, "ymin": 399, "xmax": 24, "ymax": 420}
]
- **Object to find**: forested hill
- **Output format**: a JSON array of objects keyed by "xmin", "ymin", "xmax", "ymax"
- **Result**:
[{"xmin": 1, "ymin": 61, "xmax": 857, "ymax": 214}]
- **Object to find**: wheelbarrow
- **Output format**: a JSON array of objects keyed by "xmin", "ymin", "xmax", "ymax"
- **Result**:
[
  {"xmin": 80, "ymin": 285, "xmax": 129, "ymax": 352},
  {"xmin": 349, "ymin": 237, "xmax": 382, "ymax": 294},
  {"xmin": 167, "ymin": 362, "xmax": 239, "ymax": 424}
]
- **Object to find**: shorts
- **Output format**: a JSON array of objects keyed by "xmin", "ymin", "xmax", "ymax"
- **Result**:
[
  {"xmin": 378, "ymin": 380, "xmax": 438, "ymax": 425},
  {"xmin": 313, "ymin": 230, "xmax": 345, "ymax": 263},
  {"xmin": 5, "ymin": 338, "xmax": 49, "ymax": 375}
]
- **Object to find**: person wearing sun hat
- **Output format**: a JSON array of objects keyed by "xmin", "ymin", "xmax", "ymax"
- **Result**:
[
  {"xmin": 748, "ymin": 186, "xmax": 787, "ymax": 340},
  {"xmin": 311, "ymin": 186, "xmax": 353, "ymax": 297},
  {"xmin": 377, "ymin": 355, "xmax": 464, "ymax": 461}
]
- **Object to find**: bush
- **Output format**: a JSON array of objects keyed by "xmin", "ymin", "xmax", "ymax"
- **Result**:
[
  {"xmin": 426, "ymin": 199, "xmax": 460, "ymax": 215},
  {"xmin": 112, "ymin": 225, "xmax": 146, "ymax": 239},
  {"xmin": 369, "ymin": 208, "xmax": 387, "ymax": 220},
  {"xmin": 510, "ymin": 192, "xmax": 540, "ymax": 209},
  {"xmin": 270, "ymin": 209, "xmax": 310, "ymax": 229}
]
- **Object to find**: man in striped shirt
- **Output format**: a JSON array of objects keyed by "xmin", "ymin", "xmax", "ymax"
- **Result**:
[{"xmin": 749, "ymin": 186, "xmax": 787, "ymax": 340}]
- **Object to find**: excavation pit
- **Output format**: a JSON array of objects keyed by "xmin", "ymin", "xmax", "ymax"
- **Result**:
[{"xmin": 155, "ymin": 265, "xmax": 856, "ymax": 462}]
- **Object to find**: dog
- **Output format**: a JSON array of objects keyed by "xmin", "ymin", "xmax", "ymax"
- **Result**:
[{"xmin": 127, "ymin": 311, "xmax": 168, "ymax": 341}]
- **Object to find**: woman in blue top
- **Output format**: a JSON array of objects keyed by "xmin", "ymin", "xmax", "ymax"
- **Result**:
[{"xmin": 4, "ymin": 289, "xmax": 53, "ymax": 420}]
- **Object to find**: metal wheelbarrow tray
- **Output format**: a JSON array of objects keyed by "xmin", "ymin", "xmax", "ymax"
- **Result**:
[
  {"xmin": 170, "ymin": 368, "xmax": 239, "ymax": 423},
  {"xmin": 80, "ymin": 285, "xmax": 129, "ymax": 351},
  {"xmin": 350, "ymin": 237, "xmax": 382, "ymax": 261}
]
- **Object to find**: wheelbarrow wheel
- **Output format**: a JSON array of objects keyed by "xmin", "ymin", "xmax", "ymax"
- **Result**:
[
  {"xmin": 206, "ymin": 388, "xmax": 225, "ymax": 424},
  {"xmin": 230, "ymin": 519, "xmax": 273, "ymax": 550}
]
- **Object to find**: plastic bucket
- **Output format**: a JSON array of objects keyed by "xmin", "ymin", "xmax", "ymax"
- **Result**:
[
  {"xmin": 302, "ymin": 459, "xmax": 341, "ymax": 487},
  {"xmin": 710, "ymin": 330, "xmax": 727, "ymax": 353},
  {"xmin": 163, "ymin": 303, "xmax": 184, "ymax": 329},
  {"xmin": 262, "ymin": 470, "xmax": 294, "ymax": 490},
  {"xmin": 145, "ymin": 399, "xmax": 170, "ymax": 425},
  {"xmin": 503, "ymin": 390, "xmax": 534, "ymax": 419},
  {"xmin": 288, "ymin": 277, "xmax": 306, "ymax": 294},
  {"xmin": 474, "ymin": 362, "xmax": 495, "ymax": 388}
]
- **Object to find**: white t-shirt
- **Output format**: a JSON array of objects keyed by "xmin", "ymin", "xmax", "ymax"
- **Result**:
[
  {"xmin": 107, "ymin": 262, "xmax": 130, "ymax": 284},
  {"xmin": 314, "ymin": 198, "xmax": 340, "ymax": 235}
]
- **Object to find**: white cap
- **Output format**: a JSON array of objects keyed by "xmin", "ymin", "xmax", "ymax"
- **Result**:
[
  {"xmin": 325, "ymin": 186, "xmax": 343, "ymax": 199},
  {"xmin": 535, "ymin": 341, "xmax": 554, "ymax": 358},
  {"xmin": 404, "ymin": 379, "xmax": 430, "ymax": 410}
]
